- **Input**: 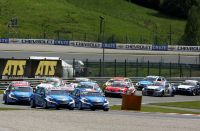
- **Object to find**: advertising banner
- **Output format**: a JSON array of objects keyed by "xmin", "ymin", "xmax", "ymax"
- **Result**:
[
  {"xmin": 152, "ymin": 45, "xmax": 168, "ymax": 51},
  {"xmin": 102, "ymin": 43, "xmax": 117, "ymax": 49},
  {"xmin": 117, "ymin": 44, "xmax": 152, "ymax": 50},
  {"xmin": 0, "ymin": 59, "xmax": 62, "ymax": 78},
  {"xmin": 69, "ymin": 41, "xmax": 102, "ymax": 48},
  {"xmin": 176, "ymin": 46, "xmax": 200, "ymax": 52},
  {"xmin": 54, "ymin": 40, "xmax": 69, "ymax": 46},
  {"xmin": 0, "ymin": 38, "xmax": 9, "ymax": 43}
]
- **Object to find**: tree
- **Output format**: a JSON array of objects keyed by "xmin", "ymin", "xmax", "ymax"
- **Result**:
[
  {"xmin": 181, "ymin": 6, "xmax": 200, "ymax": 45},
  {"xmin": 160, "ymin": 0, "xmax": 198, "ymax": 18}
]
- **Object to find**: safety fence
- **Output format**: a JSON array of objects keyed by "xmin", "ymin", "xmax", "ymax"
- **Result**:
[{"xmin": 82, "ymin": 60, "xmax": 200, "ymax": 78}]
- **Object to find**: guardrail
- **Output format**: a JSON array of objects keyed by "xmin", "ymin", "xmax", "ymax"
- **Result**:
[{"xmin": 0, "ymin": 77, "xmax": 200, "ymax": 90}]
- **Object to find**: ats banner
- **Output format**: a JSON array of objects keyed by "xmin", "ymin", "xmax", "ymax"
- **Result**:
[{"xmin": 0, "ymin": 59, "xmax": 62, "ymax": 78}]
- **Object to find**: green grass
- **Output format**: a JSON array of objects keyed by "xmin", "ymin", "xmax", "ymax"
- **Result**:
[
  {"xmin": 0, "ymin": 90, "xmax": 4, "ymax": 94},
  {"xmin": 151, "ymin": 101, "xmax": 200, "ymax": 110},
  {"xmin": 0, "ymin": 0, "xmax": 185, "ymax": 44},
  {"xmin": 0, "ymin": 107, "xmax": 22, "ymax": 111},
  {"xmin": 110, "ymin": 105, "xmax": 200, "ymax": 114}
]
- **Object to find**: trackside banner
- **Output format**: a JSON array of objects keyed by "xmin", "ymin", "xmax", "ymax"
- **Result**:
[
  {"xmin": 117, "ymin": 44, "xmax": 152, "ymax": 50},
  {"xmin": 0, "ymin": 38, "xmax": 9, "ymax": 43},
  {"xmin": 0, "ymin": 59, "xmax": 62, "ymax": 78},
  {"xmin": 176, "ymin": 46, "xmax": 200, "ymax": 52},
  {"xmin": 69, "ymin": 41, "xmax": 102, "ymax": 48},
  {"xmin": 152, "ymin": 45, "xmax": 168, "ymax": 51}
]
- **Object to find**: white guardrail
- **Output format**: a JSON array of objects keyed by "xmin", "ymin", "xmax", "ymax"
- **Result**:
[{"xmin": 1, "ymin": 38, "xmax": 200, "ymax": 52}]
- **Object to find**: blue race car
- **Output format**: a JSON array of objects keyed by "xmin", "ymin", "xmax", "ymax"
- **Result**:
[
  {"xmin": 72, "ymin": 88, "xmax": 109, "ymax": 111},
  {"xmin": 30, "ymin": 86, "xmax": 75, "ymax": 110},
  {"xmin": 3, "ymin": 81, "xmax": 33, "ymax": 104},
  {"xmin": 77, "ymin": 81, "xmax": 103, "ymax": 94}
]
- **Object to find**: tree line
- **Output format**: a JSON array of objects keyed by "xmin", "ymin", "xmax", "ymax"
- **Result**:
[{"xmin": 127, "ymin": 0, "xmax": 200, "ymax": 45}]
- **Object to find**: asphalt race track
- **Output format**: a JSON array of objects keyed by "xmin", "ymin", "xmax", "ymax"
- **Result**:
[
  {"xmin": 0, "ymin": 43, "xmax": 200, "ymax": 64},
  {"xmin": 0, "ymin": 43, "xmax": 200, "ymax": 130}
]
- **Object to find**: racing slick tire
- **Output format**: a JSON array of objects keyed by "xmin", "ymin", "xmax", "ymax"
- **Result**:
[
  {"xmin": 43, "ymin": 101, "xmax": 49, "ymax": 109},
  {"xmin": 191, "ymin": 90, "xmax": 197, "ymax": 96},
  {"xmin": 91, "ymin": 107, "xmax": 96, "ymax": 111},
  {"xmin": 103, "ymin": 108, "xmax": 109, "ymax": 111},
  {"xmin": 30, "ymin": 99, "xmax": 36, "ymax": 108},
  {"xmin": 4, "ymin": 97, "xmax": 8, "ymax": 104},
  {"xmin": 69, "ymin": 106, "xmax": 75, "ymax": 110},
  {"xmin": 78, "ymin": 102, "xmax": 83, "ymax": 110}
]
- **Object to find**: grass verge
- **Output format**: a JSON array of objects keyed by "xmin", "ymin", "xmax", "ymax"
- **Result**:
[
  {"xmin": 0, "ymin": 90, "xmax": 4, "ymax": 94},
  {"xmin": 0, "ymin": 107, "xmax": 23, "ymax": 111},
  {"xmin": 151, "ymin": 101, "xmax": 200, "ymax": 110},
  {"xmin": 110, "ymin": 105, "xmax": 200, "ymax": 114}
]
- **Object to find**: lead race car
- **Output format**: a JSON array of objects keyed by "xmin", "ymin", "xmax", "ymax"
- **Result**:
[{"xmin": 142, "ymin": 81, "xmax": 175, "ymax": 97}]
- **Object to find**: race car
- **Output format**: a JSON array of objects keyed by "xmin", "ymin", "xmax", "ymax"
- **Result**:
[
  {"xmin": 3, "ymin": 81, "xmax": 33, "ymax": 104},
  {"xmin": 42, "ymin": 77, "xmax": 64, "ymax": 87},
  {"xmin": 76, "ymin": 81, "xmax": 103, "ymax": 94},
  {"xmin": 72, "ymin": 88, "xmax": 109, "ymax": 111},
  {"xmin": 104, "ymin": 77, "xmax": 133, "ymax": 88},
  {"xmin": 176, "ymin": 80, "xmax": 200, "ymax": 96},
  {"xmin": 30, "ymin": 86, "xmax": 75, "ymax": 110},
  {"xmin": 136, "ymin": 76, "xmax": 167, "ymax": 90},
  {"xmin": 104, "ymin": 81, "xmax": 136, "ymax": 97},
  {"xmin": 142, "ymin": 82, "xmax": 175, "ymax": 97}
]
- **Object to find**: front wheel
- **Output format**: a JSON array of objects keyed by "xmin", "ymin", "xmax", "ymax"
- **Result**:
[
  {"xmin": 78, "ymin": 102, "xmax": 83, "ymax": 110},
  {"xmin": 191, "ymin": 90, "xmax": 196, "ymax": 96},
  {"xmin": 103, "ymin": 108, "xmax": 109, "ymax": 111},
  {"xmin": 43, "ymin": 101, "xmax": 49, "ymax": 109},
  {"xmin": 30, "ymin": 99, "xmax": 36, "ymax": 108},
  {"xmin": 69, "ymin": 106, "xmax": 74, "ymax": 110}
]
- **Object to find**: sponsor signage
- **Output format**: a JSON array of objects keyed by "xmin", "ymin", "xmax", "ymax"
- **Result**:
[
  {"xmin": 152, "ymin": 45, "xmax": 168, "ymax": 51},
  {"xmin": 21, "ymin": 39, "xmax": 54, "ymax": 45},
  {"xmin": 54, "ymin": 40, "xmax": 69, "ymax": 46},
  {"xmin": 0, "ymin": 59, "xmax": 62, "ymax": 78},
  {"xmin": 0, "ymin": 38, "xmax": 9, "ymax": 43},
  {"xmin": 102, "ymin": 43, "xmax": 116, "ymax": 49},
  {"xmin": 176, "ymin": 46, "xmax": 200, "ymax": 52},
  {"xmin": 117, "ymin": 44, "xmax": 152, "ymax": 50},
  {"xmin": 69, "ymin": 41, "xmax": 102, "ymax": 48}
]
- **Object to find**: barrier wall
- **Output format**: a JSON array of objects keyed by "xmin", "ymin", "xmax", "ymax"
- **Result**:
[
  {"xmin": 0, "ymin": 59, "xmax": 62, "ymax": 78},
  {"xmin": 1, "ymin": 38, "xmax": 200, "ymax": 52}
]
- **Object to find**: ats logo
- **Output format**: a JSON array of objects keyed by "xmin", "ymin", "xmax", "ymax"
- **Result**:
[
  {"xmin": 35, "ymin": 61, "xmax": 57, "ymax": 76},
  {"xmin": 3, "ymin": 60, "xmax": 26, "ymax": 76}
]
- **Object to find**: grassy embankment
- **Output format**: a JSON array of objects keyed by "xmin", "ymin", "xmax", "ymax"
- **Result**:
[{"xmin": 0, "ymin": 0, "xmax": 185, "ymax": 43}]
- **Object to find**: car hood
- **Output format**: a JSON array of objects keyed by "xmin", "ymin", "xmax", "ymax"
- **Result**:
[
  {"xmin": 12, "ymin": 91, "xmax": 32, "ymax": 97},
  {"xmin": 48, "ymin": 95, "xmax": 73, "ymax": 101},
  {"xmin": 139, "ymin": 81, "xmax": 153, "ymax": 85},
  {"xmin": 83, "ymin": 96, "xmax": 105, "ymax": 103},
  {"xmin": 105, "ymin": 86, "xmax": 126, "ymax": 92},
  {"xmin": 178, "ymin": 85, "xmax": 193, "ymax": 89},
  {"xmin": 146, "ymin": 86, "xmax": 162, "ymax": 90}
]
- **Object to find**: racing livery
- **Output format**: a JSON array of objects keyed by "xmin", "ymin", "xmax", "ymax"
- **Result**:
[
  {"xmin": 136, "ymin": 76, "xmax": 167, "ymax": 90},
  {"xmin": 176, "ymin": 80, "xmax": 200, "ymax": 96},
  {"xmin": 3, "ymin": 81, "xmax": 33, "ymax": 104},
  {"xmin": 30, "ymin": 85, "xmax": 75, "ymax": 110},
  {"xmin": 72, "ymin": 88, "xmax": 109, "ymax": 111},
  {"xmin": 142, "ymin": 82, "xmax": 175, "ymax": 97},
  {"xmin": 104, "ymin": 81, "xmax": 135, "ymax": 97}
]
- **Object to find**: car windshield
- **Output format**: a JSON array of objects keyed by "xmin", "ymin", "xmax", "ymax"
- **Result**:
[
  {"xmin": 111, "ymin": 83, "xmax": 126, "ymax": 88},
  {"xmin": 80, "ymin": 91, "xmax": 102, "ymax": 96},
  {"xmin": 182, "ymin": 82, "xmax": 196, "ymax": 86},
  {"xmin": 11, "ymin": 86, "xmax": 32, "ymax": 92},
  {"xmin": 152, "ymin": 82, "xmax": 163, "ymax": 86},
  {"xmin": 77, "ymin": 84, "xmax": 93, "ymax": 89},
  {"xmin": 47, "ymin": 90, "xmax": 70, "ymax": 95},
  {"xmin": 144, "ymin": 77, "xmax": 157, "ymax": 81}
]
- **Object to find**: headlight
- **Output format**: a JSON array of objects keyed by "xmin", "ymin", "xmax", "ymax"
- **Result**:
[
  {"xmin": 80, "ymin": 98, "xmax": 89, "ymax": 103},
  {"xmin": 46, "ymin": 96, "xmax": 54, "ymax": 102},
  {"xmin": 9, "ymin": 93, "xmax": 17, "ymax": 99},
  {"xmin": 104, "ymin": 99, "xmax": 109, "ymax": 105},
  {"xmin": 136, "ymin": 83, "xmax": 139, "ymax": 86},
  {"xmin": 155, "ymin": 87, "xmax": 162, "ymax": 91},
  {"xmin": 69, "ymin": 99, "xmax": 75, "ymax": 104}
]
